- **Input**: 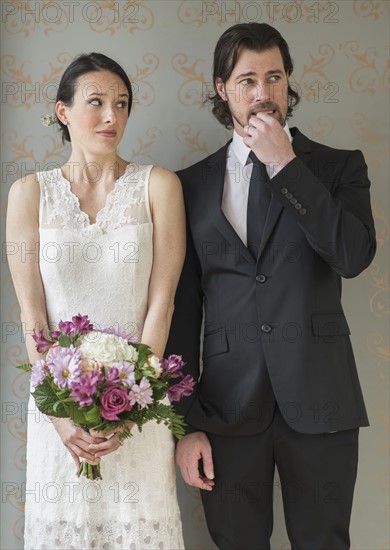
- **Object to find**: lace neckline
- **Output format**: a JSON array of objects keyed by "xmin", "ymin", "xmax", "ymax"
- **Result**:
[{"xmin": 54, "ymin": 163, "xmax": 132, "ymax": 228}]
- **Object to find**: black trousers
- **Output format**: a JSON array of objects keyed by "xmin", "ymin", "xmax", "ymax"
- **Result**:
[{"xmin": 201, "ymin": 407, "xmax": 359, "ymax": 550}]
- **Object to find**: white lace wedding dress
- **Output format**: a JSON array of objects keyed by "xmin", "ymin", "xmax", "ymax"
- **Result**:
[{"xmin": 24, "ymin": 164, "xmax": 184, "ymax": 549}]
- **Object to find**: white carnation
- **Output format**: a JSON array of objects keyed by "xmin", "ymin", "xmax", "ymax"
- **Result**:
[
  {"xmin": 125, "ymin": 344, "xmax": 139, "ymax": 363},
  {"xmin": 79, "ymin": 331, "xmax": 138, "ymax": 365},
  {"xmin": 147, "ymin": 355, "xmax": 162, "ymax": 379}
]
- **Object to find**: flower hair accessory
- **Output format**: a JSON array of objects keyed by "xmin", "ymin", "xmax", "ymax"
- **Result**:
[{"xmin": 41, "ymin": 114, "xmax": 58, "ymax": 127}]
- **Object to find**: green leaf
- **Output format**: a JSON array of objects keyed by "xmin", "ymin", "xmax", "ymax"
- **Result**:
[
  {"xmin": 134, "ymin": 370, "xmax": 143, "ymax": 381},
  {"xmin": 16, "ymin": 363, "xmax": 32, "ymax": 372},
  {"xmin": 56, "ymin": 389, "xmax": 71, "ymax": 398},
  {"xmin": 135, "ymin": 343, "xmax": 153, "ymax": 367},
  {"xmin": 140, "ymin": 366, "xmax": 154, "ymax": 377},
  {"xmin": 117, "ymin": 402, "xmax": 187, "ymax": 439},
  {"xmin": 152, "ymin": 388, "xmax": 166, "ymax": 401},
  {"xmin": 59, "ymin": 333, "xmax": 72, "ymax": 347},
  {"xmin": 68, "ymin": 404, "xmax": 88, "ymax": 426},
  {"xmin": 83, "ymin": 406, "xmax": 101, "ymax": 424},
  {"xmin": 70, "ymin": 334, "xmax": 81, "ymax": 346},
  {"xmin": 52, "ymin": 400, "xmax": 69, "ymax": 415},
  {"xmin": 33, "ymin": 378, "xmax": 68, "ymax": 417}
]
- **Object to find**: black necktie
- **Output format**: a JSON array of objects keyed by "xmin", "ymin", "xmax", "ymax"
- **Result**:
[{"xmin": 246, "ymin": 151, "xmax": 270, "ymax": 259}]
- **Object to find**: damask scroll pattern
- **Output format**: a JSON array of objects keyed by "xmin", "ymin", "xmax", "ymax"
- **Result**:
[
  {"xmin": 365, "ymin": 196, "xmax": 389, "ymax": 398},
  {"xmin": 2, "ymin": 1, "xmax": 155, "ymax": 36},
  {"xmin": 353, "ymin": 0, "xmax": 390, "ymax": 19},
  {"xmin": 1, "ymin": 52, "xmax": 73, "ymax": 111},
  {"xmin": 129, "ymin": 53, "xmax": 159, "ymax": 110},
  {"xmin": 306, "ymin": 116, "xmax": 335, "ymax": 141},
  {"xmin": 171, "ymin": 54, "xmax": 207, "ymax": 108},
  {"xmin": 175, "ymin": 124, "xmax": 229, "ymax": 169},
  {"xmin": 2, "ymin": 1, "xmax": 70, "ymax": 36},
  {"xmin": 341, "ymin": 41, "xmax": 389, "ymax": 95},
  {"xmin": 87, "ymin": 0, "xmax": 155, "ymax": 35},
  {"xmin": 2, "ymin": 130, "xmax": 69, "ymax": 180},
  {"xmin": 129, "ymin": 128, "xmax": 163, "ymax": 163},
  {"xmin": 293, "ymin": 44, "xmax": 336, "ymax": 103}
]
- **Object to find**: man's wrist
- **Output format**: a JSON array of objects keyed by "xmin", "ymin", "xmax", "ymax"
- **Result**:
[{"xmin": 268, "ymin": 154, "xmax": 296, "ymax": 178}]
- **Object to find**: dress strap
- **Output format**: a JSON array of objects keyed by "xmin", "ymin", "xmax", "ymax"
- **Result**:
[
  {"xmin": 144, "ymin": 164, "xmax": 154, "ymax": 224},
  {"xmin": 36, "ymin": 171, "xmax": 46, "ymax": 227}
]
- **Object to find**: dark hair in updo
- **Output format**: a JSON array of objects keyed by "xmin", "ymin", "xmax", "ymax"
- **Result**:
[{"xmin": 55, "ymin": 53, "xmax": 133, "ymax": 143}]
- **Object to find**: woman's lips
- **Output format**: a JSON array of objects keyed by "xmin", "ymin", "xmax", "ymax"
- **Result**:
[{"xmin": 97, "ymin": 131, "xmax": 117, "ymax": 137}]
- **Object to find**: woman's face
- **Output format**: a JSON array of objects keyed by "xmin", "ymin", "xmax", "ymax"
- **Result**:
[{"xmin": 57, "ymin": 70, "xmax": 130, "ymax": 156}]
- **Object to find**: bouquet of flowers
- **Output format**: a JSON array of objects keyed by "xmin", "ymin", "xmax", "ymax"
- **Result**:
[{"xmin": 18, "ymin": 314, "xmax": 195, "ymax": 480}]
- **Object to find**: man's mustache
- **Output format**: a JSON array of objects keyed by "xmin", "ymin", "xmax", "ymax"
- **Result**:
[{"xmin": 249, "ymin": 102, "xmax": 279, "ymax": 115}]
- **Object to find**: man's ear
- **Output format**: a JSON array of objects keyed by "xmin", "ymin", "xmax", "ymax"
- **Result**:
[{"xmin": 215, "ymin": 78, "xmax": 227, "ymax": 101}]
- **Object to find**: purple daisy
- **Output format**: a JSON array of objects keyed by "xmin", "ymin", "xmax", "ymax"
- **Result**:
[
  {"xmin": 30, "ymin": 359, "xmax": 46, "ymax": 389},
  {"xmin": 47, "ymin": 345, "xmax": 81, "ymax": 388},
  {"xmin": 129, "ymin": 378, "xmax": 153, "ymax": 409},
  {"xmin": 108, "ymin": 362, "xmax": 135, "ymax": 387}
]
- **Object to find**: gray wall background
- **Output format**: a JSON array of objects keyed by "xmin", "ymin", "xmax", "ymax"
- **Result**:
[{"xmin": 1, "ymin": 1, "xmax": 389, "ymax": 549}]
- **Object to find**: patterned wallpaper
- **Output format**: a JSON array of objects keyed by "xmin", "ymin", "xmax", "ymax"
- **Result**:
[{"xmin": 1, "ymin": 1, "xmax": 389, "ymax": 549}]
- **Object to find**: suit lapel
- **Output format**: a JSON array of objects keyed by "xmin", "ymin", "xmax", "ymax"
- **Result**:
[
  {"xmin": 257, "ymin": 128, "xmax": 312, "ymax": 260},
  {"xmin": 290, "ymin": 127, "xmax": 312, "ymax": 166},
  {"xmin": 206, "ymin": 140, "xmax": 253, "ymax": 263},
  {"xmin": 204, "ymin": 129, "xmax": 313, "ymax": 264}
]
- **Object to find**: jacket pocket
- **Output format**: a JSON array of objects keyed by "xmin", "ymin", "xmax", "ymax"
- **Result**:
[
  {"xmin": 203, "ymin": 329, "xmax": 229, "ymax": 360},
  {"xmin": 311, "ymin": 313, "xmax": 351, "ymax": 336}
]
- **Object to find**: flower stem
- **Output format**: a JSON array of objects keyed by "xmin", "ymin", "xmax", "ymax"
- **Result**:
[{"xmin": 76, "ymin": 460, "xmax": 102, "ymax": 480}]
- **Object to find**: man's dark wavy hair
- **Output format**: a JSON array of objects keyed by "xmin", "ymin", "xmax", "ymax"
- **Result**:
[{"xmin": 208, "ymin": 23, "xmax": 300, "ymax": 129}]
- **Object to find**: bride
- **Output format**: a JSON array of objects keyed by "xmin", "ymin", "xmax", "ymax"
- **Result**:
[{"xmin": 7, "ymin": 52, "xmax": 186, "ymax": 549}]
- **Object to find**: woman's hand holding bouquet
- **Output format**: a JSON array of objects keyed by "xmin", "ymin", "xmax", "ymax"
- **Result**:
[{"xmin": 18, "ymin": 314, "xmax": 195, "ymax": 480}]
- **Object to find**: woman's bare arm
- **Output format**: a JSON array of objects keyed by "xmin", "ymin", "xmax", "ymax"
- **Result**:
[
  {"xmin": 6, "ymin": 174, "xmax": 105, "ymax": 467},
  {"xmin": 140, "ymin": 166, "xmax": 186, "ymax": 358},
  {"xmin": 6, "ymin": 174, "xmax": 48, "ymax": 362}
]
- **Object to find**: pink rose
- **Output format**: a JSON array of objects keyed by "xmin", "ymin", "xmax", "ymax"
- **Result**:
[{"xmin": 99, "ymin": 386, "xmax": 132, "ymax": 421}]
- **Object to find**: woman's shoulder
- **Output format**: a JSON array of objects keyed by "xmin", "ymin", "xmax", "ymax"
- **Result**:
[
  {"xmin": 148, "ymin": 166, "xmax": 183, "ymax": 215},
  {"xmin": 149, "ymin": 165, "xmax": 181, "ymax": 190},
  {"xmin": 9, "ymin": 173, "xmax": 40, "ymax": 202},
  {"xmin": 8, "ymin": 173, "xmax": 40, "ymax": 221}
]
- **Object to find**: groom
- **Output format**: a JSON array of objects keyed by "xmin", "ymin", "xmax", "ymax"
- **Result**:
[{"xmin": 166, "ymin": 23, "xmax": 376, "ymax": 549}]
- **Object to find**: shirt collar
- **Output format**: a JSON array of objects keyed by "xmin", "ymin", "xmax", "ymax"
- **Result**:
[{"xmin": 231, "ymin": 123, "xmax": 293, "ymax": 165}]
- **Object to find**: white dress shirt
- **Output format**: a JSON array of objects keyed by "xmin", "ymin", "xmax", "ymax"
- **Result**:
[{"xmin": 221, "ymin": 125, "xmax": 293, "ymax": 246}]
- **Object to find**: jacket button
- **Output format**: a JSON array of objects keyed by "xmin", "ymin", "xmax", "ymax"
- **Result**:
[
  {"xmin": 256, "ymin": 274, "xmax": 267, "ymax": 283},
  {"xmin": 286, "ymin": 192, "xmax": 293, "ymax": 199},
  {"xmin": 261, "ymin": 323, "xmax": 272, "ymax": 333},
  {"xmin": 281, "ymin": 187, "xmax": 288, "ymax": 195},
  {"xmin": 290, "ymin": 198, "xmax": 297, "ymax": 205},
  {"xmin": 294, "ymin": 203, "xmax": 302, "ymax": 209},
  {"xmin": 299, "ymin": 208, "xmax": 307, "ymax": 215}
]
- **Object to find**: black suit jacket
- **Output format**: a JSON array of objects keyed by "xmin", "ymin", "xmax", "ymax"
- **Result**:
[{"xmin": 166, "ymin": 128, "xmax": 376, "ymax": 436}]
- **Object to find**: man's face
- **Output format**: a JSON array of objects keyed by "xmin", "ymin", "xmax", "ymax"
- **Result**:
[{"xmin": 216, "ymin": 46, "xmax": 290, "ymax": 136}]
